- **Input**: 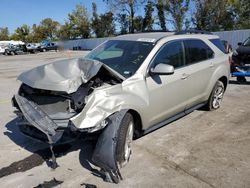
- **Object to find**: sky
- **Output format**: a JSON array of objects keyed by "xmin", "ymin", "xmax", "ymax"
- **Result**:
[
  {"xmin": 0, "ymin": 0, "xmax": 108, "ymax": 33},
  {"xmin": 0, "ymin": 0, "xmax": 196, "ymax": 34}
]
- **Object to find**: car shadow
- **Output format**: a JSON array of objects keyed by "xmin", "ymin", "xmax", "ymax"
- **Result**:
[
  {"xmin": 4, "ymin": 118, "xmax": 47, "ymax": 152},
  {"xmin": 4, "ymin": 117, "xmax": 105, "ymax": 181},
  {"xmin": 229, "ymin": 80, "xmax": 250, "ymax": 85}
]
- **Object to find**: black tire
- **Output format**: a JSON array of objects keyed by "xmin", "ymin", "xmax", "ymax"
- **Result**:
[
  {"xmin": 237, "ymin": 76, "xmax": 246, "ymax": 83},
  {"xmin": 205, "ymin": 80, "xmax": 225, "ymax": 111},
  {"xmin": 116, "ymin": 113, "xmax": 134, "ymax": 167},
  {"xmin": 10, "ymin": 51, "xmax": 15, "ymax": 56}
]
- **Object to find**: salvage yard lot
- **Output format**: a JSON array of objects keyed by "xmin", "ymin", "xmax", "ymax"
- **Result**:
[{"xmin": 0, "ymin": 51, "xmax": 249, "ymax": 188}]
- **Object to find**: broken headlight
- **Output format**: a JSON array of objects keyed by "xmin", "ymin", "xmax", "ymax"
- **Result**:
[{"xmin": 69, "ymin": 119, "xmax": 108, "ymax": 133}]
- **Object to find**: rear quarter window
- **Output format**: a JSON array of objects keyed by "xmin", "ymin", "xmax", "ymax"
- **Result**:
[
  {"xmin": 209, "ymin": 39, "xmax": 226, "ymax": 53},
  {"xmin": 184, "ymin": 39, "xmax": 214, "ymax": 65}
]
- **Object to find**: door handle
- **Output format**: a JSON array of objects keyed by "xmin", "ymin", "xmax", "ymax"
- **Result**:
[
  {"xmin": 209, "ymin": 63, "xmax": 214, "ymax": 68},
  {"xmin": 181, "ymin": 73, "xmax": 190, "ymax": 80}
]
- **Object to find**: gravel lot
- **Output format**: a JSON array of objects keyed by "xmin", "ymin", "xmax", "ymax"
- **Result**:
[{"xmin": 0, "ymin": 51, "xmax": 249, "ymax": 188}]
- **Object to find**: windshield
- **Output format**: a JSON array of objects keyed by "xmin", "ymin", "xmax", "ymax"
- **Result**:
[
  {"xmin": 243, "ymin": 38, "xmax": 250, "ymax": 46},
  {"xmin": 86, "ymin": 40, "xmax": 154, "ymax": 78}
]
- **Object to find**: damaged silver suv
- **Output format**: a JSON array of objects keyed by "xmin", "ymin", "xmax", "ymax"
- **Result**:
[{"xmin": 12, "ymin": 31, "xmax": 230, "ymax": 183}]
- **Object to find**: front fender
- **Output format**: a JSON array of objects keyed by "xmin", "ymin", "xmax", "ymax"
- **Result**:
[{"xmin": 70, "ymin": 74, "xmax": 149, "ymax": 129}]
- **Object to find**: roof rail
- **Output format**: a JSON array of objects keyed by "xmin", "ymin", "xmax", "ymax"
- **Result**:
[
  {"xmin": 134, "ymin": 30, "xmax": 172, "ymax": 33},
  {"xmin": 175, "ymin": 30, "xmax": 213, "ymax": 35}
]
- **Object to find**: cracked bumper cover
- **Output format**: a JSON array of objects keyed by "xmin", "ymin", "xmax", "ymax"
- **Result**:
[
  {"xmin": 15, "ymin": 94, "xmax": 63, "ymax": 143},
  {"xmin": 92, "ymin": 110, "xmax": 128, "ymax": 183}
]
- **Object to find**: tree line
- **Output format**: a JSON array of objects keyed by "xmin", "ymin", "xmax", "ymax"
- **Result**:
[{"xmin": 0, "ymin": 0, "xmax": 249, "ymax": 42}]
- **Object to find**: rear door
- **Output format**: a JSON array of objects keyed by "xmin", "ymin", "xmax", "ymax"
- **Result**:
[{"xmin": 183, "ymin": 39, "xmax": 215, "ymax": 109}]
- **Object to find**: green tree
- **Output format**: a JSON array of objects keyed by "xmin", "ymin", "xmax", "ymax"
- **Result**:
[
  {"xmin": 228, "ymin": 0, "xmax": 250, "ymax": 29},
  {"xmin": 0, "ymin": 27, "xmax": 9, "ymax": 40},
  {"xmin": 143, "ymin": 1, "xmax": 154, "ymax": 31},
  {"xmin": 134, "ymin": 16, "xmax": 144, "ymax": 32},
  {"xmin": 32, "ymin": 24, "xmax": 47, "ymax": 42},
  {"xmin": 91, "ymin": 3, "xmax": 115, "ymax": 37},
  {"xmin": 165, "ymin": 0, "xmax": 190, "ymax": 31},
  {"xmin": 155, "ymin": 0, "xmax": 167, "ymax": 31},
  {"xmin": 194, "ymin": 0, "xmax": 235, "ymax": 31},
  {"xmin": 68, "ymin": 3, "xmax": 90, "ymax": 38},
  {"xmin": 57, "ymin": 22, "xmax": 72, "ymax": 40},
  {"xmin": 118, "ymin": 13, "xmax": 129, "ymax": 34},
  {"xmin": 31, "ymin": 18, "xmax": 59, "ymax": 42},
  {"xmin": 40, "ymin": 18, "xmax": 59, "ymax": 40},
  {"xmin": 11, "ymin": 24, "xmax": 30, "ymax": 42},
  {"xmin": 91, "ymin": 3, "xmax": 102, "ymax": 37},
  {"xmin": 99, "ymin": 12, "xmax": 115, "ymax": 37}
]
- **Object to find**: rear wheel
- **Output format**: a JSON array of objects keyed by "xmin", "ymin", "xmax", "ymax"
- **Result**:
[
  {"xmin": 205, "ymin": 81, "xmax": 225, "ymax": 111},
  {"xmin": 116, "ymin": 113, "xmax": 134, "ymax": 168},
  {"xmin": 10, "ymin": 51, "xmax": 15, "ymax": 55}
]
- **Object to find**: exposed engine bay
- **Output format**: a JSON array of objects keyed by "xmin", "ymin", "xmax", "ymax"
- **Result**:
[{"xmin": 16, "ymin": 67, "xmax": 121, "ymax": 118}]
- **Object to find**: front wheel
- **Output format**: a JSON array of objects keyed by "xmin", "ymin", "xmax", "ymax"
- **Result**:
[
  {"xmin": 205, "ymin": 81, "xmax": 225, "ymax": 111},
  {"xmin": 116, "ymin": 113, "xmax": 134, "ymax": 168}
]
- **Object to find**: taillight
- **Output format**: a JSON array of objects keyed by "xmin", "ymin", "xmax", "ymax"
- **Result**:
[{"xmin": 229, "ymin": 55, "xmax": 232, "ymax": 65}]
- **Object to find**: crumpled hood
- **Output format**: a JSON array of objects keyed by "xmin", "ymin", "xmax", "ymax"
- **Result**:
[{"xmin": 18, "ymin": 58, "xmax": 123, "ymax": 94}]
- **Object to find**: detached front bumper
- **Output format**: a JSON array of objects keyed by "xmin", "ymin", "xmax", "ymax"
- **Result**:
[
  {"xmin": 14, "ymin": 94, "xmax": 74, "ymax": 144},
  {"xmin": 13, "ymin": 94, "xmax": 106, "ymax": 144}
]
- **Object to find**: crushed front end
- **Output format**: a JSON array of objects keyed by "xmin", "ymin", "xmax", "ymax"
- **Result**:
[{"xmin": 12, "ymin": 58, "xmax": 123, "ymax": 144}]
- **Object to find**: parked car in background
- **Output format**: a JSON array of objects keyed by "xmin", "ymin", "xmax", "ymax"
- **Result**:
[
  {"xmin": 0, "ymin": 45, "xmax": 6, "ymax": 55},
  {"xmin": 232, "ymin": 37, "xmax": 250, "ymax": 64},
  {"xmin": 39, "ymin": 42, "xmax": 58, "ymax": 52},
  {"xmin": 4, "ymin": 44, "xmax": 27, "ymax": 55},
  {"xmin": 26, "ymin": 43, "xmax": 40, "ymax": 53},
  {"xmin": 231, "ymin": 37, "xmax": 250, "ymax": 82}
]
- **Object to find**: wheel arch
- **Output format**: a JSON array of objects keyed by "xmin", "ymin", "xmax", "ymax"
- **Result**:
[
  {"xmin": 218, "ymin": 76, "xmax": 228, "ymax": 91},
  {"xmin": 128, "ymin": 109, "xmax": 143, "ymax": 139}
]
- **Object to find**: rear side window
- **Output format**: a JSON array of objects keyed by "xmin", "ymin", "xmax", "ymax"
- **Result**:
[
  {"xmin": 184, "ymin": 39, "xmax": 214, "ymax": 65},
  {"xmin": 152, "ymin": 40, "xmax": 184, "ymax": 69},
  {"xmin": 209, "ymin": 39, "xmax": 226, "ymax": 53}
]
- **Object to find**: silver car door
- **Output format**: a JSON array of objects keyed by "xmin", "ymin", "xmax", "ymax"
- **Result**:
[
  {"xmin": 145, "ymin": 40, "xmax": 189, "ymax": 127},
  {"xmin": 183, "ymin": 39, "xmax": 215, "ymax": 109}
]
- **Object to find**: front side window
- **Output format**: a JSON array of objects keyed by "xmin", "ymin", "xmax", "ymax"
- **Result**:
[
  {"xmin": 184, "ymin": 39, "xmax": 214, "ymax": 65},
  {"xmin": 86, "ymin": 40, "xmax": 154, "ymax": 78},
  {"xmin": 152, "ymin": 40, "xmax": 184, "ymax": 69}
]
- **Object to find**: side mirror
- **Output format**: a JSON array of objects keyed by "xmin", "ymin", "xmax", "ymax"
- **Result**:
[
  {"xmin": 238, "ymin": 42, "xmax": 242, "ymax": 46},
  {"xmin": 150, "ymin": 63, "xmax": 174, "ymax": 75}
]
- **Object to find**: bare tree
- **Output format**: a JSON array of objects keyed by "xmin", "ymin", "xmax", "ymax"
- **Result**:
[
  {"xmin": 155, "ymin": 0, "xmax": 167, "ymax": 31},
  {"xmin": 165, "ymin": 0, "xmax": 190, "ymax": 31},
  {"xmin": 104, "ymin": 0, "xmax": 146, "ymax": 33}
]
